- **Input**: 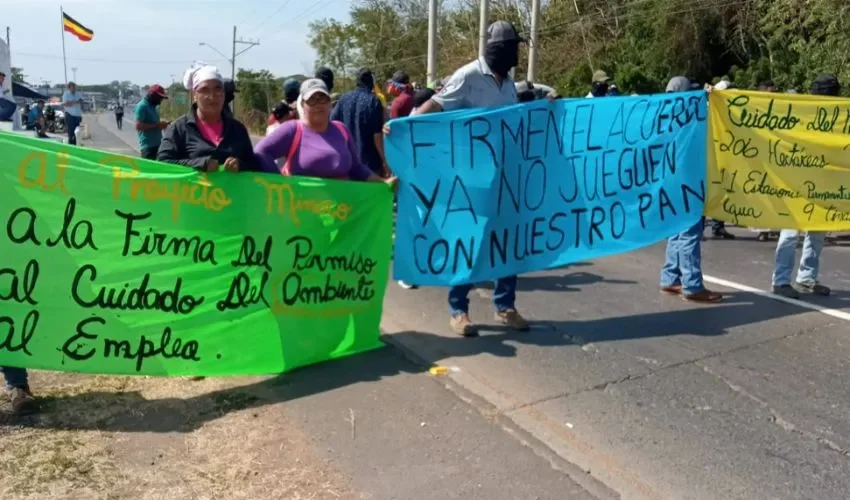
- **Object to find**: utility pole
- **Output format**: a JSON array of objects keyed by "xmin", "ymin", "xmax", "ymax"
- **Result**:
[
  {"xmin": 71, "ymin": 67, "xmax": 78, "ymax": 83},
  {"xmin": 478, "ymin": 0, "xmax": 489, "ymax": 59},
  {"xmin": 5, "ymin": 26, "xmax": 9, "ymax": 46},
  {"xmin": 426, "ymin": 0, "xmax": 438, "ymax": 87},
  {"xmin": 231, "ymin": 25, "xmax": 260, "ymax": 114},
  {"xmin": 527, "ymin": 0, "xmax": 541, "ymax": 82},
  {"xmin": 230, "ymin": 26, "xmax": 237, "ymax": 81},
  {"xmin": 231, "ymin": 25, "xmax": 260, "ymax": 80}
]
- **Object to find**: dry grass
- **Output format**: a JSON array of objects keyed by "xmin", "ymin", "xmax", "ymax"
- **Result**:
[{"xmin": 0, "ymin": 372, "xmax": 358, "ymax": 500}]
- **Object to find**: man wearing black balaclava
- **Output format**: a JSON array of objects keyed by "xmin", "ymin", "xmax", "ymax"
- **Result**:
[
  {"xmin": 331, "ymin": 68, "xmax": 387, "ymax": 178},
  {"xmin": 388, "ymin": 20, "xmax": 530, "ymax": 336}
]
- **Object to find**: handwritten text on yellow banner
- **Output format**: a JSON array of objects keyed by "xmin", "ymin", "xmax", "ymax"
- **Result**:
[{"xmin": 706, "ymin": 90, "xmax": 850, "ymax": 231}]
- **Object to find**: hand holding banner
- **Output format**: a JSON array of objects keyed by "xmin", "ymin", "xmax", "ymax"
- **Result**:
[
  {"xmin": 0, "ymin": 133, "xmax": 392, "ymax": 376},
  {"xmin": 386, "ymin": 93, "xmax": 708, "ymax": 286},
  {"xmin": 706, "ymin": 90, "xmax": 850, "ymax": 230}
]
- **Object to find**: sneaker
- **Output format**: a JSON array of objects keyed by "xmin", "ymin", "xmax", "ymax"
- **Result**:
[
  {"xmin": 397, "ymin": 280, "xmax": 419, "ymax": 290},
  {"xmin": 660, "ymin": 284, "xmax": 682, "ymax": 295},
  {"xmin": 7, "ymin": 386, "xmax": 38, "ymax": 415},
  {"xmin": 772, "ymin": 284, "xmax": 800, "ymax": 299},
  {"xmin": 495, "ymin": 309, "xmax": 530, "ymax": 331},
  {"xmin": 450, "ymin": 313, "xmax": 479, "ymax": 337},
  {"xmin": 796, "ymin": 282, "xmax": 831, "ymax": 296},
  {"xmin": 682, "ymin": 289, "xmax": 723, "ymax": 303}
]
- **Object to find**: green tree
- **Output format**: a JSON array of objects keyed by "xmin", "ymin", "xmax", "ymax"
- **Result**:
[{"xmin": 10, "ymin": 67, "xmax": 25, "ymax": 83}]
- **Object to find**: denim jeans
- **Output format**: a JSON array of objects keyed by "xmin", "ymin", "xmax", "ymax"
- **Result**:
[
  {"xmin": 65, "ymin": 114, "xmax": 82, "ymax": 145},
  {"xmin": 1, "ymin": 367, "xmax": 28, "ymax": 389},
  {"xmin": 772, "ymin": 230, "xmax": 825, "ymax": 286},
  {"xmin": 0, "ymin": 99, "xmax": 16, "ymax": 121},
  {"xmin": 449, "ymin": 275, "xmax": 517, "ymax": 315},
  {"xmin": 660, "ymin": 217, "xmax": 705, "ymax": 294}
]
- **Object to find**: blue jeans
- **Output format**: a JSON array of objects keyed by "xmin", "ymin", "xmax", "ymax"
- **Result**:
[
  {"xmin": 0, "ymin": 99, "xmax": 16, "ymax": 121},
  {"xmin": 772, "ymin": 230, "xmax": 825, "ymax": 286},
  {"xmin": 65, "ymin": 114, "xmax": 82, "ymax": 145},
  {"xmin": 660, "ymin": 217, "xmax": 705, "ymax": 294},
  {"xmin": 1, "ymin": 367, "xmax": 28, "ymax": 389},
  {"xmin": 449, "ymin": 276, "xmax": 517, "ymax": 315}
]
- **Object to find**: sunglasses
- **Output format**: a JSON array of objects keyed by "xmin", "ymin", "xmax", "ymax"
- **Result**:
[{"xmin": 305, "ymin": 93, "xmax": 331, "ymax": 105}]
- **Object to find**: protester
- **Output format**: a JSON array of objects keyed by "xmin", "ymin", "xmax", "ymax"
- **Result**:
[
  {"xmin": 388, "ymin": 71, "xmax": 415, "ymax": 119},
  {"xmin": 315, "ymin": 67, "xmax": 335, "ymax": 94},
  {"xmin": 267, "ymin": 78, "xmax": 299, "ymax": 134},
  {"xmin": 410, "ymin": 87, "xmax": 435, "ymax": 116},
  {"xmin": 255, "ymin": 78, "xmax": 396, "ymax": 188},
  {"xmin": 331, "ymin": 68, "xmax": 388, "ymax": 177},
  {"xmin": 1, "ymin": 366, "xmax": 37, "ymax": 415},
  {"xmin": 62, "ymin": 81, "xmax": 85, "ymax": 145},
  {"xmin": 0, "ymin": 71, "xmax": 17, "ymax": 121},
  {"xmin": 114, "ymin": 102, "xmax": 124, "ymax": 130},
  {"xmin": 396, "ymin": 20, "xmax": 528, "ymax": 336},
  {"xmin": 770, "ymin": 73, "xmax": 840, "ymax": 299},
  {"xmin": 586, "ymin": 70, "xmax": 613, "ymax": 98},
  {"xmin": 158, "ymin": 66, "xmax": 261, "ymax": 173},
  {"xmin": 222, "ymin": 78, "xmax": 237, "ymax": 118},
  {"xmin": 134, "ymin": 84, "xmax": 169, "ymax": 160},
  {"xmin": 659, "ymin": 76, "xmax": 723, "ymax": 304},
  {"xmin": 26, "ymin": 99, "xmax": 48, "ymax": 137}
]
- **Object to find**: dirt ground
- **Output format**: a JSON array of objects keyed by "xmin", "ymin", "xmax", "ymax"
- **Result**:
[{"xmin": 0, "ymin": 371, "xmax": 360, "ymax": 500}]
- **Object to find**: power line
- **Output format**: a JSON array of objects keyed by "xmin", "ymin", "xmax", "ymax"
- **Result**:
[{"xmin": 249, "ymin": 0, "xmax": 295, "ymax": 34}]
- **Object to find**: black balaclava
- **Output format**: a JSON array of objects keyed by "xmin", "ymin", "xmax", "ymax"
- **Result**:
[
  {"xmin": 315, "ymin": 67, "xmax": 335, "ymax": 93},
  {"xmin": 484, "ymin": 40, "xmax": 519, "ymax": 78},
  {"xmin": 356, "ymin": 68, "xmax": 374, "ymax": 90},
  {"xmin": 590, "ymin": 82, "xmax": 609, "ymax": 97}
]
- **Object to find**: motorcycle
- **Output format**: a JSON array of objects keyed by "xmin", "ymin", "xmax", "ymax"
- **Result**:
[{"xmin": 44, "ymin": 108, "xmax": 65, "ymax": 134}]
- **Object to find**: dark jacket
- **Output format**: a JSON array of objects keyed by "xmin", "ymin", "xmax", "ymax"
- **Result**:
[{"xmin": 157, "ymin": 105, "xmax": 260, "ymax": 172}]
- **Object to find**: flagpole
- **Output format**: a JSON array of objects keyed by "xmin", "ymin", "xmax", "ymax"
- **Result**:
[{"xmin": 60, "ymin": 5, "xmax": 68, "ymax": 85}]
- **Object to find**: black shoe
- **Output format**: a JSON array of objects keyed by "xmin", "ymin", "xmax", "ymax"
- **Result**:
[{"xmin": 713, "ymin": 229, "xmax": 736, "ymax": 239}]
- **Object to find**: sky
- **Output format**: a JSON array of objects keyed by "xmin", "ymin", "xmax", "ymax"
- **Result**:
[{"xmin": 1, "ymin": 0, "xmax": 351, "ymax": 86}]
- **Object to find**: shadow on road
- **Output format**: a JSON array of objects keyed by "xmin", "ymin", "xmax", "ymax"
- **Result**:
[
  {"xmin": 5, "ymin": 346, "xmax": 425, "ymax": 434},
  {"xmin": 385, "ymin": 290, "xmax": 814, "ymax": 362}
]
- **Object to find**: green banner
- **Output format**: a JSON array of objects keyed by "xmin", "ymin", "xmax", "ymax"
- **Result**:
[{"xmin": 0, "ymin": 133, "xmax": 392, "ymax": 376}]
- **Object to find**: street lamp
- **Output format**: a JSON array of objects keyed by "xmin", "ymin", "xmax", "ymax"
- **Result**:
[{"xmin": 198, "ymin": 42, "xmax": 233, "ymax": 69}]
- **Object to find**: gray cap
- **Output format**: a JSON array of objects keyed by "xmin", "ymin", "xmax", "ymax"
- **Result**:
[
  {"xmin": 486, "ymin": 21, "xmax": 524, "ymax": 44},
  {"xmin": 300, "ymin": 78, "xmax": 330, "ymax": 101},
  {"xmin": 665, "ymin": 76, "xmax": 691, "ymax": 93}
]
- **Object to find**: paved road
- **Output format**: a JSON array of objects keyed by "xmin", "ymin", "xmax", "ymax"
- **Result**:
[
  {"xmin": 82, "ymin": 113, "xmax": 606, "ymax": 500},
  {"xmin": 95, "ymin": 111, "xmax": 850, "ymax": 499}
]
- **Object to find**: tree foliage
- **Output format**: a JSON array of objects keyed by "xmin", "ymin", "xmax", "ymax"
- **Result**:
[
  {"xmin": 10, "ymin": 67, "xmax": 25, "ymax": 83},
  {"xmin": 307, "ymin": 0, "xmax": 850, "ymax": 95}
]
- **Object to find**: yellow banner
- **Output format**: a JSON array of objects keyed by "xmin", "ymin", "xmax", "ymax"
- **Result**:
[{"xmin": 706, "ymin": 90, "xmax": 850, "ymax": 231}]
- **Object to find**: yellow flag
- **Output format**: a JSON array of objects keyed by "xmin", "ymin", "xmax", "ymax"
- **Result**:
[{"xmin": 374, "ymin": 84, "xmax": 388, "ymax": 108}]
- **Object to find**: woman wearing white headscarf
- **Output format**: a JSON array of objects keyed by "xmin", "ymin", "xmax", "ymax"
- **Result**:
[{"xmin": 158, "ymin": 65, "xmax": 269, "ymax": 172}]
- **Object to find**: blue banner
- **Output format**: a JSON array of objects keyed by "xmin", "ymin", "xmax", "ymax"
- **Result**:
[{"xmin": 386, "ymin": 92, "xmax": 708, "ymax": 286}]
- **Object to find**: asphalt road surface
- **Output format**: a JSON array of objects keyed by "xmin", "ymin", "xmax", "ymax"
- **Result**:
[{"xmin": 97, "ymin": 112, "xmax": 850, "ymax": 500}]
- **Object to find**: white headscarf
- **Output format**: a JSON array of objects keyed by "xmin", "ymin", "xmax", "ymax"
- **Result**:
[
  {"xmin": 183, "ymin": 63, "xmax": 222, "ymax": 90},
  {"xmin": 182, "ymin": 61, "xmax": 208, "ymax": 90}
]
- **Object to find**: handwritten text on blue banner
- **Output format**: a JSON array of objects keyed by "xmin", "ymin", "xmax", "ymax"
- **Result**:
[{"xmin": 386, "ymin": 92, "xmax": 708, "ymax": 286}]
